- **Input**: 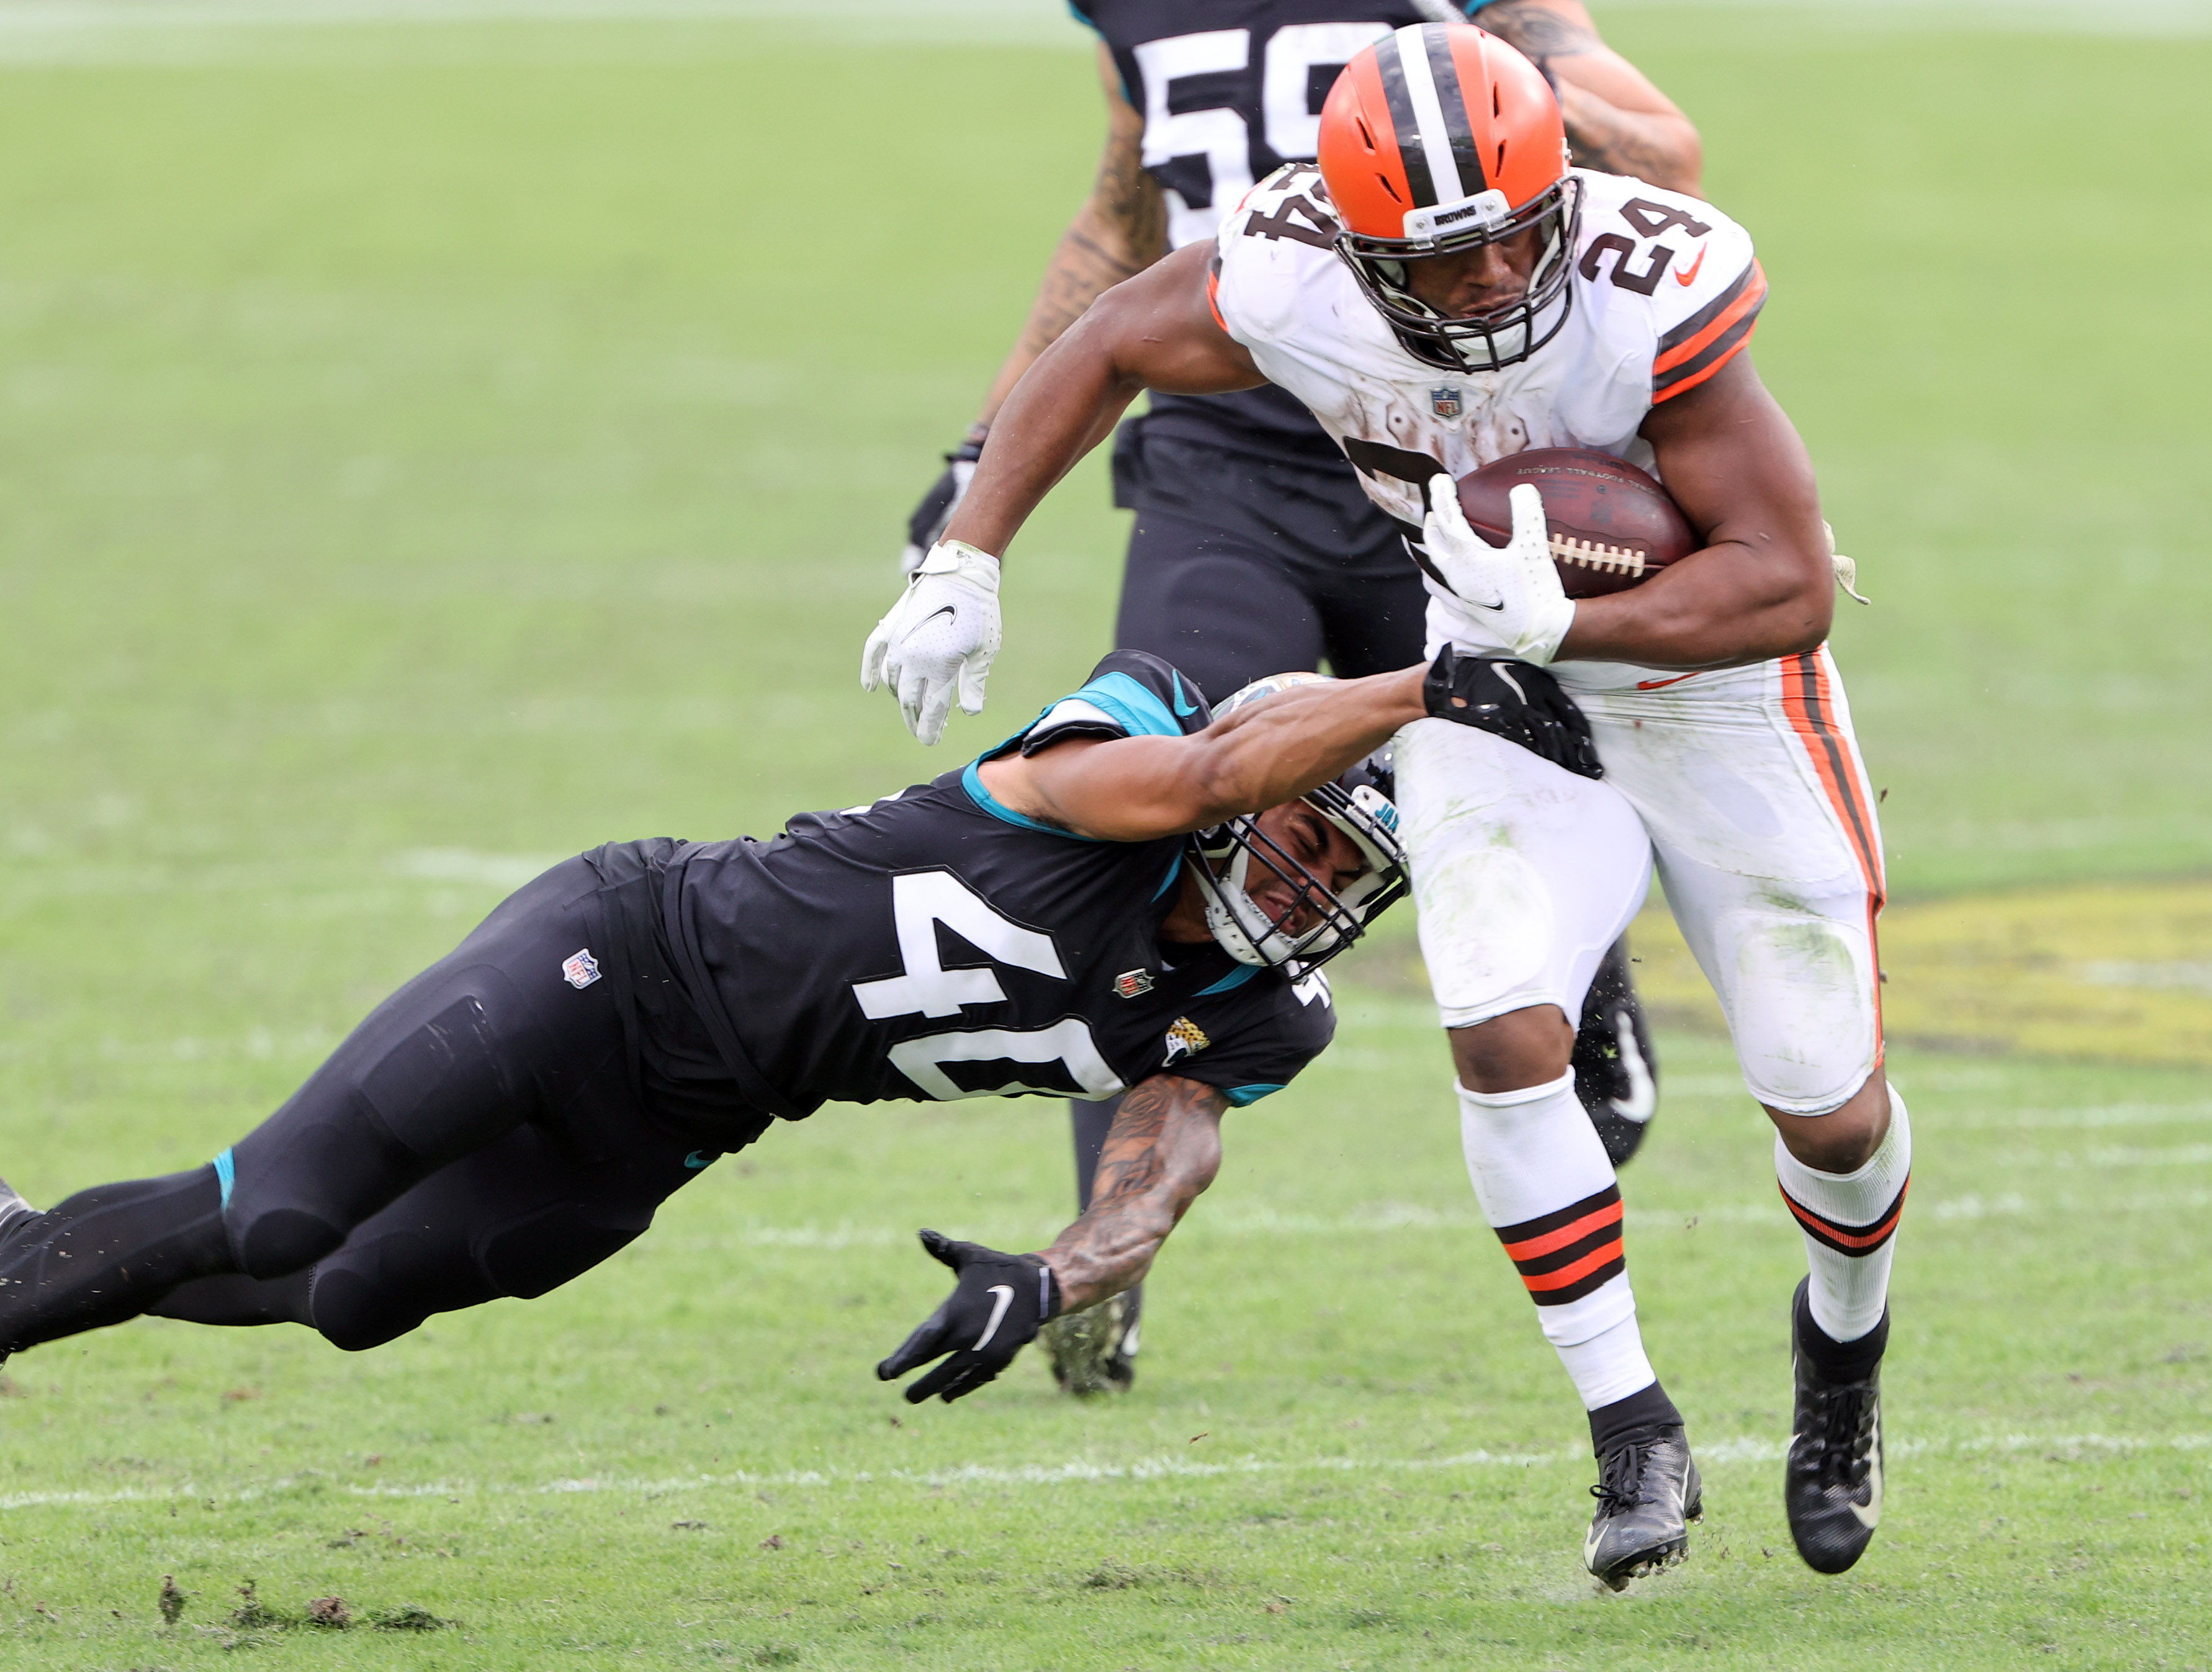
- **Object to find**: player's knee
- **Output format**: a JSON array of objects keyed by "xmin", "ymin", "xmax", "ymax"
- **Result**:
[
  {"xmin": 232, "ymin": 1207, "xmax": 346, "ymax": 1281},
  {"xmin": 1450, "ymin": 1004, "xmax": 1575, "ymax": 1094},
  {"xmin": 307, "ymin": 1264, "xmax": 426, "ymax": 1354},
  {"xmin": 1768, "ymin": 1072, "xmax": 1889, "ymax": 1173}
]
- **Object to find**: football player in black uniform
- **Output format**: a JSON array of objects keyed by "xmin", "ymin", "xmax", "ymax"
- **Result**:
[
  {"xmin": 890, "ymin": 0, "xmax": 1697, "ymax": 1392},
  {"xmin": 0, "ymin": 649, "xmax": 1586, "ymax": 1399}
]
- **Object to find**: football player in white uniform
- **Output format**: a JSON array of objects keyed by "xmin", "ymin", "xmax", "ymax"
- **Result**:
[
  {"xmin": 894, "ymin": 0, "xmax": 1704, "ymax": 1399},
  {"xmin": 863, "ymin": 22, "xmax": 1901, "ymax": 1589}
]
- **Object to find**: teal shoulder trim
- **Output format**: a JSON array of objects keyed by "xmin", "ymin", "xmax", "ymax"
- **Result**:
[
  {"xmin": 1225, "ymin": 1083, "xmax": 1287, "ymax": 1108},
  {"xmin": 960, "ymin": 760, "xmax": 1105, "ymax": 842},
  {"xmin": 1069, "ymin": 670, "xmax": 1185, "ymax": 739},
  {"xmin": 1195, "ymin": 964, "xmax": 1259, "ymax": 996},
  {"xmin": 212, "ymin": 1147, "xmax": 235, "ymax": 1209}
]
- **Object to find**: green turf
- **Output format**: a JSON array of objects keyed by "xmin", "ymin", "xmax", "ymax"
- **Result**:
[{"xmin": 0, "ymin": 5, "xmax": 2206, "ymax": 1667}]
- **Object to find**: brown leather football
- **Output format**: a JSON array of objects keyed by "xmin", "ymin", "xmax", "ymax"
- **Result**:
[{"xmin": 1455, "ymin": 447, "xmax": 1698, "ymax": 599}]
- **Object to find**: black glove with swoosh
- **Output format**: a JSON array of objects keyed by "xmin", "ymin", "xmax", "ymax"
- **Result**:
[
  {"xmin": 877, "ymin": 1229, "xmax": 1061, "ymax": 1405},
  {"xmin": 1424, "ymin": 645, "xmax": 1605, "ymax": 781}
]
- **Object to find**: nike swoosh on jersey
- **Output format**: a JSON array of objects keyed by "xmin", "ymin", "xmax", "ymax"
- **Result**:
[
  {"xmin": 683, "ymin": 1150, "xmax": 716, "ymax": 1170},
  {"xmin": 1171, "ymin": 672, "xmax": 1197, "ymax": 717},
  {"xmin": 1635, "ymin": 672, "xmax": 1702, "ymax": 691},
  {"xmin": 971, "ymin": 1283, "xmax": 1016, "ymax": 1351},
  {"xmin": 1673, "ymin": 244, "xmax": 1709, "ymax": 286}
]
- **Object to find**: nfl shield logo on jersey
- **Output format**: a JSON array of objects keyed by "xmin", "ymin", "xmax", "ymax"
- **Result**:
[
  {"xmin": 1113, "ymin": 968, "xmax": 1154, "ymax": 999},
  {"xmin": 1431, "ymin": 387, "xmax": 1462, "ymax": 420},
  {"xmin": 561, "ymin": 948, "xmax": 602, "ymax": 990}
]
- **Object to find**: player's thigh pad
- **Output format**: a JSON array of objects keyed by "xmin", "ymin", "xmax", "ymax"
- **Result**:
[
  {"xmin": 1393, "ymin": 719, "xmax": 1653, "ymax": 1030},
  {"xmin": 222, "ymin": 858, "xmax": 616, "ymax": 1279},
  {"xmin": 1576, "ymin": 652, "xmax": 1886, "ymax": 1115}
]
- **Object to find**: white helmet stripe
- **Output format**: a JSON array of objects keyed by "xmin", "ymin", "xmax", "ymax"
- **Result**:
[{"xmin": 1390, "ymin": 23, "xmax": 1467, "ymax": 207}]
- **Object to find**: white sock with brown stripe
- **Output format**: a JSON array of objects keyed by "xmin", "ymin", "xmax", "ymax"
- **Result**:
[
  {"xmin": 1457, "ymin": 1071, "xmax": 1655, "ymax": 1410},
  {"xmin": 1774, "ymin": 1086, "xmax": 1912, "ymax": 1344}
]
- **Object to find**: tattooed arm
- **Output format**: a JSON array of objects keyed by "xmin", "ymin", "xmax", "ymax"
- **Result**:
[
  {"xmin": 1038, "ymin": 1074, "xmax": 1226, "ymax": 1310},
  {"xmin": 1472, "ymin": 0, "xmax": 1703, "ymax": 194},
  {"xmin": 970, "ymin": 43, "xmax": 1169, "ymax": 433}
]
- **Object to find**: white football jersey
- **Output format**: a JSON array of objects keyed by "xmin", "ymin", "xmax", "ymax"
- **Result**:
[{"xmin": 1209, "ymin": 164, "xmax": 1766, "ymax": 546}]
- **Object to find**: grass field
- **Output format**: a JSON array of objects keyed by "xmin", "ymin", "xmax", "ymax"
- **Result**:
[{"xmin": 0, "ymin": 2, "xmax": 2206, "ymax": 1667}]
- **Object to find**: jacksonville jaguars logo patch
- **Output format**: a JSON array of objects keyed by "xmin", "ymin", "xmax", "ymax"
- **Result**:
[{"xmin": 1162, "ymin": 1017, "xmax": 1210, "ymax": 1065}]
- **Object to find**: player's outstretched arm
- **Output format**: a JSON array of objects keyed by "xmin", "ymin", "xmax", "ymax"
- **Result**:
[
  {"xmin": 875, "ymin": 1076, "xmax": 1224, "ymax": 1403},
  {"xmin": 1470, "ymin": 0, "xmax": 1702, "ymax": 193},
  {"xmin": 1037, "ymin": 1074, "xmax": 1227, "ymax": 1311},
  {"xmin": 861, "ymin": 243, "xmax": 1255, "ymax": 743},
  {"xmin": 1557, "ymin": 353, "xmax": 1833, "ymax": 670},
  {"xmin": 942, "ymin": 241, "xmax": 1264, "ymax": 561},
  {"xmin": 978, "ymin": 661, "xmax": 1429, "ymax": 841}
]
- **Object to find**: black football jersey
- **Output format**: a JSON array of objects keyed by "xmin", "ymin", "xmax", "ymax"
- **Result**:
[
  {"xmin": 650, "ymin": 653, "xmax": 1336, "ymax": 1119},
  {"xmin": 1071, "ymin": 0, "xmax": 1479, "ymax": 463}
]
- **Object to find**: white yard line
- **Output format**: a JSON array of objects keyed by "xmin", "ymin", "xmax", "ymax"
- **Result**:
[
  {"xmin": 1, "ymin": 1431, "xmax": 2205, "ymax": 1513},
  {"xmin": 681, "ymin": 1182, "xmax": 2212, "ymax": 1255}
]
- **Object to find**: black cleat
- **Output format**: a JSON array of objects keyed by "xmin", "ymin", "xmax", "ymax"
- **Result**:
[
  {"xmin": 1584, "ymin": 1428, "xmax": 1701, "ymax": 1591},
  {"xmin": 1573, "ymin": 937, "xmax": 1659, "ymax": 1168},
  {"xmin": 1041, "ymin": 1290, "xmax": 1136, "ymax": 1396},
  {"xmin": 1785, "ymin": 1279, "xmax": 1886, "ymax": 1573},
  {"xmin": 0, "ymin": 1175, "xmax": 38, "ymax": 1369},
  {"xmin": 0, "ymin": 1176, "xmax": 37, "ymax": 1246}
]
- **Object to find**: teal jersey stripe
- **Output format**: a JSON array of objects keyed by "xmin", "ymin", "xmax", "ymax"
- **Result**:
[
  {"xmin": 960, "ymin": 760, "xmax": 1106, "ymax": 842},
  {"xmin": 1065, "ymin": 670, "xmax": 1185, "ymax": 740},
  {"xmin": 1225, "ymin": 1083, "xmax": 1287, "ymax": 1107}
]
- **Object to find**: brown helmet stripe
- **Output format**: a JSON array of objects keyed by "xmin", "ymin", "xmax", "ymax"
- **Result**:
[
  {"xmin": 1371, "ymin": 30, "xmax": 1438, "ymax": 209},
  {"xmin": 1420, "ymin": 24, "xmax": 1488, "ymax": 195}
]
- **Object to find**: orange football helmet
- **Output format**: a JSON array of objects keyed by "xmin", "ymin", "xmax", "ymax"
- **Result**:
[{"xmin": 1316, "ymin": 22, "xmax": 1580, "ymax": 373}]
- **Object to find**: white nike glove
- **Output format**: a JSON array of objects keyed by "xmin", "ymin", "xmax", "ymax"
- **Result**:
[
  {"xmin": 1421, "ymin": 475, "xmax": 1577, "ymax": 666},
  {"xmin": 860, "ymin": 538, "xmax": 1002, "ymax": 745}
]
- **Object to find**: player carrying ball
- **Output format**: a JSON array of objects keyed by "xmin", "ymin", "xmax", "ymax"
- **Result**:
[
  {"xmin": 0, "ymin": 650, "xmax": 1587, "ymax": 1412},
  {"xmin": 863, "ymin": 22, "xmax": 1902, "ymax": 1587}
]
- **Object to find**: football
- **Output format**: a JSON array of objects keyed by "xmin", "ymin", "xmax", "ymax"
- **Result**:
[{"xmin": 1455, "ymin": 447, "xmax": 1699, "ymax": 599}]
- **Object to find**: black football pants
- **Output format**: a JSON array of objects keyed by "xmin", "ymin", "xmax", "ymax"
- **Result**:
[{"xmin": 0, "ymin": 860, "xmax": 763, "ymax": 1359}]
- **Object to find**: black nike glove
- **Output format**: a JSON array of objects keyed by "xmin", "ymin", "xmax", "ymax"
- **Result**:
[
  {"xmin": 899, "ymin": 430, "xmax": 988, "ymax": 573},
  {"xmin": 1424, "ymin": 645, "xmax": 1604, "ymax": 781},
  {"xmin": 876, "ymin": 1229, "xmax": 1060, "ymax": 1405}
]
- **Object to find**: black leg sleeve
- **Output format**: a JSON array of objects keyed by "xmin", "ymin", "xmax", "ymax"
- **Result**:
[
  {"xmin": 0, "ymin": 1169, "xmax": 231, "ymax": 1355},
  {"xmin": 149, "ymin": 1270, "xmax": 316, "ymax": 1328}
]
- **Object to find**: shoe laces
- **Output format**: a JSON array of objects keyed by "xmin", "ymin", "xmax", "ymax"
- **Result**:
[
  {"xmin": 1589, "ymin": 1441, "xmax": 1653, "ymax": 1516},
  {"xmin": 1806, "ymin": 1382, "xmax": 1874, "ymax": 1490}
]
